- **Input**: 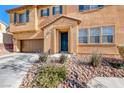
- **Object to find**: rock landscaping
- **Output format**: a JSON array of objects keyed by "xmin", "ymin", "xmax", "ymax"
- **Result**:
[{"xmin": 20, "ymin": 54, "xmax": 124, "ymax": 88}]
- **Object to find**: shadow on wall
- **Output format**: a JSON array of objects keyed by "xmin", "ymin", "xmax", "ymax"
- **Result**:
[{"xmin": 2, "ymin": 33, "xmax": 13, "ymax": 52}]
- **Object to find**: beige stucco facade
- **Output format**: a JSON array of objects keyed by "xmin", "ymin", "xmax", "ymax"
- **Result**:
[{"xmin": 7, "ymin": 5, "xmax": 124, "ymax": 56}]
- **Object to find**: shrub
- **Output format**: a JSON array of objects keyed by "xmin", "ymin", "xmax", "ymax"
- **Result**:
[
  {"xmin": 118, "ymin": 46, "xmax": 124, "ymax": 59},
  {"xmin": 59, "ymin": 54, "xmax": 67, "ymax": 64},
  {"xmin": 34, "ymin": 66, "xmax": 66, "ymax": 88},
  {"xmin": 90, "ymin": 52, "xmax": 102, "ymax": 67},
  {"xmin": 109, "ymin": 62, "xmax": 124, "ymax": 69},
  {"xmin": 39, "ymin": 54, "xmax": 48, "ymax": 62}
]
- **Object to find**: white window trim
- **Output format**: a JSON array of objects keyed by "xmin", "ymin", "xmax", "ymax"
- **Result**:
[{"xmin": 78, "ymin": 26, "xmax": 115, "ymax": 45}]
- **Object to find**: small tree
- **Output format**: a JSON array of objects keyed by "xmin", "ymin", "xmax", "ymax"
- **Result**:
[
  {"xmin": 39, "ymin": 54, "xmax": 48, "ymax": 63},
  {"xmin": 90, "ymin": 52, "xmax": 102, "ymax": 67},
  {"xmin": 59, "ymin": 54, "xmax": 67, "ymax": 64}
]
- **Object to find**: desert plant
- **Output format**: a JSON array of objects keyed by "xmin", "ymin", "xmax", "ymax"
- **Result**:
[
  {"xmin": 59, "ymin": 54, "xmax": 67, "ymax": 64},
  {"xmin": 118, "ymin": 46, "xmax": 124, "ymax": 59},
  {"xmin": 39, "ymin": 54, "xmax": 48, "ymax": 62},
  {"xmin": 34, "ymin": 66, "xmax": 66, "ymax": 88},
  {"xmin": 109, "ymin": 62, "xmax": 124, "ymax": 69},
  {"xmin": 90, "ymin": 52, "xmax": 102, "ymax": 67}
]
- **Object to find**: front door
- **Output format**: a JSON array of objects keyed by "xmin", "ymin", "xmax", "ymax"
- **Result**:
[{"xmin": 61, "ymin": 32, "xmax": 68, "ymax": 52}]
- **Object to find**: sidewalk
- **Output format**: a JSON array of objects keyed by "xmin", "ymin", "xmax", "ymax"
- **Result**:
[{"xmin": 87, "ymin": 77, "xmax": 124, "ymax": 88}]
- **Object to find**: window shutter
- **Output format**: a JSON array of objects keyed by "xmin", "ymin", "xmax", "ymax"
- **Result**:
[
  {"xmin": 47, "ymin": 8, "xmax": 49, "ymax": 16},
  {"xmin": 79, "ymin": 5, "xmax": 83, "ymax": 11},
  {"xmin": 26, "ymin": 10, "xmax": 29, "ymax": 22},
  {"xmin": 53, "ymin": 7, "xmax": 55, "ymax": 15},
  {"xmin": 98, "ymin": 5, "xmax": 104, "ymax": 8},
  {"xmin": 14, "ymin": 13, "xmax": 17, "ymax": 24},
  {"xmin": 41, "ymin": 10, "xmax": 43, "ymax": 17},
  {"xmin": 60, "ymin": 6, "xmax": 62, "ymax": 14}
]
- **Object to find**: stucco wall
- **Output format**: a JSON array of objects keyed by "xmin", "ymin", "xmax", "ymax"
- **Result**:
[
  {"xmin": 0, "ymin": 22, "xmax": 7, "ymax": 33},
  {"xmin": 8, "ymin": 5, "xmax": 124, "ymax": 55},
  {"xmin": 0, "ymin": 32, "xmax": 3, "ymax": 43}
]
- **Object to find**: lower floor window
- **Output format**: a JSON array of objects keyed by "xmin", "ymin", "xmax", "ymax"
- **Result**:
[
  {"xmin": 102, "ymin": 26, "xmax": 114, "ymax": 43},
  {"xmin": 78, "ymin": 26, "xmax": 114, "ymax": 44},
  {"xmin": 102, "ymin": 35, "xmax": 113, "ymax": 43},
  {"xmin": 90, "ymin": 36, "xmax": 100, "ymax": 43},
  {"xmin": 79, "ymin": 29, "xmax": 88, "ymax": 43},
  {"xmin": 90, "ymin": 28, "xmax": 100, "ymax": 43}
]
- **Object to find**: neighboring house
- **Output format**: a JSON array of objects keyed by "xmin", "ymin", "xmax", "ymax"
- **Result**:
[
  {"xmin": 0, "ymin": 20, "xmax": 13, "ymax": 52},
  {"xmin": 6, "ymin": 5, "xmax": 124, "ymax": 56}
]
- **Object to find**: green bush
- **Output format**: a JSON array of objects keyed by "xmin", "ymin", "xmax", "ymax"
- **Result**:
[
  {"xmin": 90, "ymin": 52, "xmax": 102, "ymax": 67},
  {"xmin": 59, "ymin": 54, "xmax": 67, "ymax": 64},
  {"xmin": 39, "ymin": 54, "xmax": 48, "ymax": 62},
  {"xmin": 34, "ymin": 66, "xmax": 66, "ymax": 88},
  {"xmin": 109, "ymin": 62, "xmax": 124, "ymax": 69},
  {"xmin": 118, "ymin": 46, "xmax": 124, "ymax": 59}
]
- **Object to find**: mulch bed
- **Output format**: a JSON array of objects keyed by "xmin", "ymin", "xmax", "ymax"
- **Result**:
[{"xmin": 20, "ymin": 56, "xmax": 124, "ymax": 88}]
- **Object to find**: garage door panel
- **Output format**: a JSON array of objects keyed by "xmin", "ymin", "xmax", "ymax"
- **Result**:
[{"xmin": 21, "ymin": 39, "xmax": 43, "ymax": 53}]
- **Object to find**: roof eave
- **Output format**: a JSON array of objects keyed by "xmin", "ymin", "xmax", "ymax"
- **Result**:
[{"xmin": 6, "ymin": 5, "xmax": 36, "ymax": 13}]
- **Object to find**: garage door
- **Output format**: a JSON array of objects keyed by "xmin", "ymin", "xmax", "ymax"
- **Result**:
[{"xmin": 21, "ymin": 39, "xmax": 43, "ymax": 53}]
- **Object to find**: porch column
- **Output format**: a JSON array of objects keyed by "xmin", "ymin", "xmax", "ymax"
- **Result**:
[
  {"xmin": 53, "ymin": 28, "xmax": 57, "ymax": 53},
  {"xmin": 69, "ymin": 26, "xmax": 73, "ymax": 53},
  {"xmin": 70, "ymin": 25, "xmax": 78, "ymax": 54}
]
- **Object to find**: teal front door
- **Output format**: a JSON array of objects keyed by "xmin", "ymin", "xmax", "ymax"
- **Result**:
[{"xmin": 61, "ymin": 32, "xmax": 68, "ymax": 52}]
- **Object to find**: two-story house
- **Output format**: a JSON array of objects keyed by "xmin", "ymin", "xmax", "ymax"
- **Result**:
[{"xmin": 6, "ymin": 5, "xmax": 124, "ymax": 56}]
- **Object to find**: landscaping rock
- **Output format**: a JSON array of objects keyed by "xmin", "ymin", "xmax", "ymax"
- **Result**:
[{"xmin": 20, "ymin": 55, "xmax": 124, "ymax": 88}]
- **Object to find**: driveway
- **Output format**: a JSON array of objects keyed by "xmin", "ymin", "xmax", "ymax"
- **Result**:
[{"xmin": 0, "ymin": 53, "xmax": 39, "ymax": 88}]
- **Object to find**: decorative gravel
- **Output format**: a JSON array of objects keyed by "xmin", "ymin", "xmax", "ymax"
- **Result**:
[{"xmin": 20, "ymin": 55, "xmax": 124, "ymax": 88}]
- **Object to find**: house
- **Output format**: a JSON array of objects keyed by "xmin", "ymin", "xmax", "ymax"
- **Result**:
[
  {"xmin": 6, "ymin": 5, "xmax": 124, "ymax": 56},
  {"xmin": 0, "ymin": 20, "xmax": 13, "ymax": 52}
]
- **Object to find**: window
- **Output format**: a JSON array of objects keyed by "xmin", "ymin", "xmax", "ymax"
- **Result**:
[
  {"xmin": 90, "ymin": 28, "xmax": 101, "ymax": 43},
  {"xmin": 14, "ymin": 10, "xmax": 30, "ymax": 24},
  {"xmin": 78, "ymin": 26, "xmax": 114, "ymax": 44},
  {"xmin": 79, "ymin": 29, "xmax": 88, "ymax": 43},
  {"xmin": 79, "ymin": 5, "xmax": 90, "ymax": 11},
  {"xmin": 41, "ymin": 8, "xmax": 49, "ymax": 16},
  {"xmin": 102, "ymin": 26, "xmax": 114, "ymax": 43},
  {"xmin": 53, "ymin": 6, "xmax": 62, "ymax": 15},
  {"xmin": 19, "ymin": 13, "xmax": 26, "ymax": 23},
  {"xmin": 90, "ymin": 5, "xmax": 99, "ymax": 9},
  {"xmin": 79, "ymin": 5, "xmax": 104, "ymax": 12}
]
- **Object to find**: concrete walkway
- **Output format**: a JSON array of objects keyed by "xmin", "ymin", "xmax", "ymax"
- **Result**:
[
  {"xmin": 0, "ymin": 53, "xmax": 39, "ymax": 88},
  {"xmin": 87, "ymin": 77, "xmax": 124, "ymax": 88}
]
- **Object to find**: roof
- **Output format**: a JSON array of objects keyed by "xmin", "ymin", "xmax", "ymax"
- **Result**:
[
  {"xmin": 41, "ymin": 15, "xmax": 81, "ymax": 29},
  {"xmin": 6, "ymin": 5, "xmax": 52, "ymax": 13},
  {"xmin": 6, "ymin": 5, "xmax": 35, "ymax": 13}
]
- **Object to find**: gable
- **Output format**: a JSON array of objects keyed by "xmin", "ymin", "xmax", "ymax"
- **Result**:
[{"xmin": 41, "ymin": 15, "xmax": 81, "ymax": 29}]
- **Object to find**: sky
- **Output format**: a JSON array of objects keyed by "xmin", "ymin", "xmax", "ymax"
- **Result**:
[{"xmin": 0, "ymin": 5, "xmax": 20, "ymax": 25}]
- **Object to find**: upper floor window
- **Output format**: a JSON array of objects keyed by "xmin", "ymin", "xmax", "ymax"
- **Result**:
[
  {"xmin": 14, "ymin": 10, "xmax": 30, "ymax": 24},
  {"xmin": 79, "ymin": 5, "xmax": 104, "ymax": 12},
  {"xmin": 79, "ymin": 29, "xmax": 88, "ymax": 43},
  {"xmin": 19, "ymin": 13, "xmax": 26, "ymax": 23},
  {"xmin": 41, "ymin": 8, "xmax": 49, "ymax": 17},
  {"xmin": 102, "ymin": 26, "xmax": 114, "ymax": 43},
  {"xmin": 53, "ymin": 5, "xmax": 62, "ymax": 15}
]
